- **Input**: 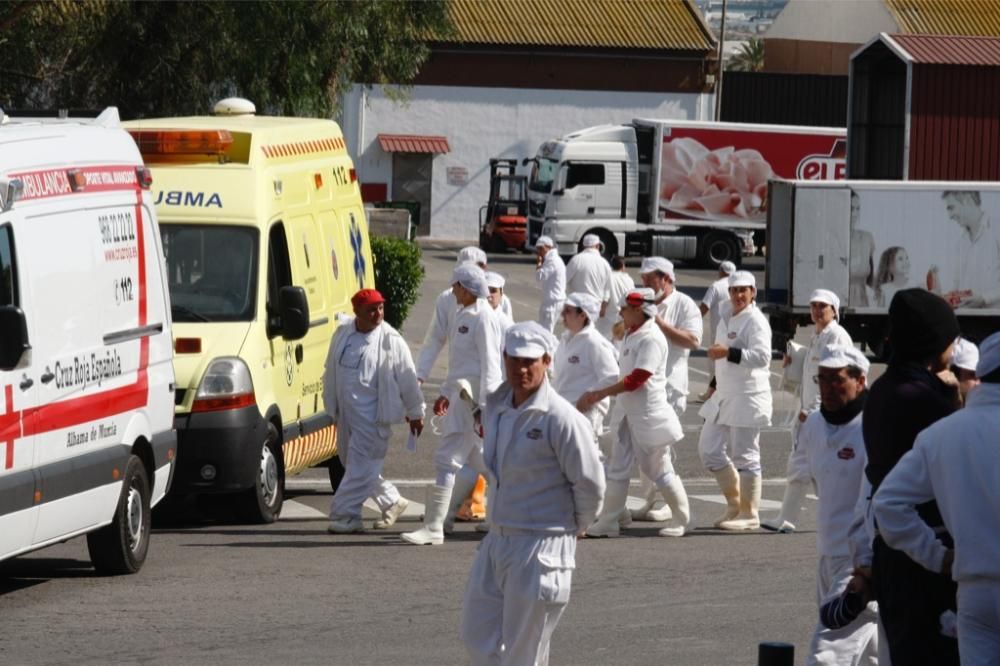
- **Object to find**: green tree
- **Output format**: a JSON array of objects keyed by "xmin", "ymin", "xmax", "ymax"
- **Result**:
[
  {"xmin": 0, "ymin": 0, "xmax": 452, "ymax": 118},
  {"xmin": 727, "ymin": 37, "xmax": 765, "ymax": 73},
  {"xmin": 370, "ymin": 235, "xmax": 424, "ymax": 331}
]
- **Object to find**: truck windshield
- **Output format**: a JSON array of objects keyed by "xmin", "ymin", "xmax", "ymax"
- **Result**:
[
  {"xmin": 529, "ymin": 158, "xmax": 559, "ymax": 193},
  {"xmin": 160, "ymin": 224, "xmax": 258, "ymax": 322}
]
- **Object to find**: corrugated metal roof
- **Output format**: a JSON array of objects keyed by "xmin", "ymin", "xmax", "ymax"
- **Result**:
[
  {"xmin": 888, "ymin": 33, "xmax": 1000, "ymax": 65},
  {"xmin": 886, "ymin": 0, "xmax": 1000, "ymax": 37},
  {"xmin": 438, "ymin": 0, "xmax": 715, "ymax": 52},
  {"xmin": 377, "ymin": 134, "xmax": 451, "ymax": 153}
]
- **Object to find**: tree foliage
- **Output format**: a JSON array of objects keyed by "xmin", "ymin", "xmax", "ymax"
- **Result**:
[
  {"xmin": 727, "ymin": 37, "xmax": 765, "ymax": 73},
  {"xmin": 0, "ymin": 0, "xmax": 452, "ymax": 118},
  {"xmin": 370, "ymin": 235, "xmax": 424, "ymax": 332}
]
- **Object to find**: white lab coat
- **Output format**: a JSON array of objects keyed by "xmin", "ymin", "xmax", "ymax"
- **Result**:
[
  {"xmin": 799, "ymin": 321, "xmax": 853, "ymax": 416},
  {"xmin": 537, "ymin": 251, "xmax": 566, "ymax": 331},
  {"xmin": 612, "ymin": 317, "xmax": 683, "ymax": 446},
  {"xmin": 552, "ymin": 324, "xmax": 619, "ymax": 433},
  {"xmin": 565, "ymin": 248, "xmax": 611, "ymax": 303},
  {"xmin": 461, "ymin": 381, "xmax": 605, "ymax": 666},
  {"xmin": 701, "ymin": 276, "xmax": 729, "ymax": 346},
  {"xmin": 656, "ymin": 289, "xmax": 703, "ymax": 412},
  {"xmin": 597, "ymin": 270, "xmax": 635, "ymax": 339},
  {"xmin": 703, "ymin": 301, "xmax": 773, "ymax": 427},
  {"xmin": 416, "ymin": 287, "xmax": 511, "ymax": 382},
  {"xmin": 443, "ymin": 298, "xmax": 504, "ymax": 414},
  {"xmin": 940, "ymin": 214, "xmax": 1000, "ymax": 307}
]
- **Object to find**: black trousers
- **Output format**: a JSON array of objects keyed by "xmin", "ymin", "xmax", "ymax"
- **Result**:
[{"xmin": 873, "ymin": 535, "xmax": 959, "ymax": 665}]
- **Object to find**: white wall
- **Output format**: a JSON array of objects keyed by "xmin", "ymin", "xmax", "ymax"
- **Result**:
[{"xmin": 342, "ymin": 84, "xmax": 712, "ymax": 240}]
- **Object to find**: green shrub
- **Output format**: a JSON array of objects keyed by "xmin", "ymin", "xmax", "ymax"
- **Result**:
[{"xmin": 371, "ymin": 235, "xmax": 425, "ymax": 331}]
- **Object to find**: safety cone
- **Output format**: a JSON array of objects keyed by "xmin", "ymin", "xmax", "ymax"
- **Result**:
[{"xmin": 456, "ymin": 474, "xmax": 487, "ymax": 521}]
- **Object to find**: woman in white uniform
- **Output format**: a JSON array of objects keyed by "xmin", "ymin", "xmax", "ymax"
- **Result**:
[
  {"xmin": 552, "ymin": 292, "xmax": 619, "ymax": 451},
  {"xmin": 764, "ymin": 288, "xmax": 853, "ymax": 533},
  {"xmin": 698, "ymin": 270, "xmax": 773, "ymax": 531},
  {"xmin": 579, "ymin": 288, "xmax": 690, "ymax": 538}
]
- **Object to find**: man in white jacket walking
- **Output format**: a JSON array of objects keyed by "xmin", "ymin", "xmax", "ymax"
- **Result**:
[
  {"xmin": 874, "ymin": 331, "xmax": 1000, "ymax": 664},
  {"xmin": 324, "ymin": 289, "xmax": 425, "ymax": 533},
  {"xmin": 535, "ymin": 235, "xmax": 566, "ymax": 333},
  {"xmin": 461, "ymin": 321, "xmax": 605, "ymax": 665},
  {"xmin": 565, "ymin": 233, "xmax": 611, "ymax": 305}
]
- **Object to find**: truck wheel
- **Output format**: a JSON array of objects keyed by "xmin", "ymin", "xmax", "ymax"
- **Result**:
[
  {"xmin": 328, "ymin": 455, "xmax": 345, "ymax": 494},
  {"xmin": 699, "ymin": 232, "xmax": 741, "ymax": 268},
  {"xmin": 241, "ymin": 423, "xmax": 284, "ymax": 523},
  {"xmin": 86, "ymin": 454, "xmax": 151, "ymax": 575}
]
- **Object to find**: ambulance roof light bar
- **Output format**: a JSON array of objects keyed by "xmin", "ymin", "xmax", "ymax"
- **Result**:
[{"xmin": 128, "ymin": 129, "xmax": 234, "ymax": 162}]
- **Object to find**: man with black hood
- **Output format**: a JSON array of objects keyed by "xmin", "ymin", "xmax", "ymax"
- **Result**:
[{"xmin": 862, "ymin": 288, "xmax": 962, "ymax": 664}]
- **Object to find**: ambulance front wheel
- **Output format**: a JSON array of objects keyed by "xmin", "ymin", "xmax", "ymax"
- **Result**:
[
  {"xmin": 87, "ymin": 454, "xmax": 151, "ymax": 575},
  {"xmin": 242, "ymin": 423, "xmax": 284, "ymax": 523}
]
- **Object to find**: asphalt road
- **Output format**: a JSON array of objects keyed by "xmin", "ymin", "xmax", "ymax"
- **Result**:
[{"xmin": 0, "ymin": 245, "xmax": 873, "ymax": 665}]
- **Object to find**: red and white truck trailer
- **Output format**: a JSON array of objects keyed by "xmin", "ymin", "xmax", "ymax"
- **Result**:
[{"xmin": 529, "ymin": 119, "xmax": 846, "ymax": 267}]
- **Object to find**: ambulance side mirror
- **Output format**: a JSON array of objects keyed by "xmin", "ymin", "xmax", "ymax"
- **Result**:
[
  {"xmin": 275, "ymin": 286, "xmax": 309, "ymax": 341},
  {"xmin": 0, "ymin": 306, "xmax": 30, "ymax": 370}
]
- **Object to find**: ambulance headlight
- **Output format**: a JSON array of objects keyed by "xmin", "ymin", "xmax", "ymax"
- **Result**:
[{"xmin": 192, "ymin": 357, "xmax": 256, "ymax": 412}]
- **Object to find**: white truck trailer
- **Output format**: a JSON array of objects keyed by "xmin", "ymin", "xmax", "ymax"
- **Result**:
[
  {"xmin": 528, "ymin": 119, "xmax": 846, "ymax": 267},
  {"xmin": 765, "ymin": 180, "xmax": 1000, "ymax": 354}
]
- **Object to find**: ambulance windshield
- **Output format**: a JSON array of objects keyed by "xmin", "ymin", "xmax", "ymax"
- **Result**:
[{"xmin": 160, "ymin": 225, "xmax": 258, "ymax": 322}]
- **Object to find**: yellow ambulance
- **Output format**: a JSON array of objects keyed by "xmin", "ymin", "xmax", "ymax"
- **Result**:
[{"xmin": 123, "ymin": 99, "xmax": 374, "ymax": 522}]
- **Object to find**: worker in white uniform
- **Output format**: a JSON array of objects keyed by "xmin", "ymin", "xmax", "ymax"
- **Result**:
[
  {"xmin": 460, "ymin": 321, "xmax": 605, "ymax": 666},
  {"xmin": 565, "ymin": 233, "xmax": 611, "ymax": 305},
  {"xmin": 696, "ymin": 260, "xmax": 736, "ymax": 401},
  {"xmin": 698, "ymin": 270, "xmax": 773, "ymax": 531},
  {"xmin": 486, "ymin": 271, "xmax": 515, "ymax": 336},
  {"xmin": 552, "ymin": 292, "xmax": 620, "ymax": 452},
  {"xmin": 597, "ymin": 255, "xmax": 635, "ymax": 339},
  {"xmin": 764, "ymin": 289, "xmax": 853, "ymax": 533},
  {"xmin": 579, "ymin": 288, "xmax": 690, "ymax": 538},
  {"xmin": 790, "ymin": 343, "xmax": 879, "ymax": 665},
  {"xmin": 416, "ymin": 247, "xmax": 510, "ymax": 385},
  {"xmin": 402, "ymin": 264, "xmax": 503, "ymax": 546},
  {"xmin": 950, "ymin": 337, "xmax": 980, "ymax": 403},
  {"xmin": 324, "ymin": 289, "xmax": 425, "ymax": 533},
  {"xmin": 629, "ymin": 256, "xmax": 703, "ymax": 521},
  {"xmin": 535, "ymin": 235, "xmax": 566, "ymax": 333},
  {"xmin": 873, "ymin": 331, "xmax": 1000, "ymax": 665}
]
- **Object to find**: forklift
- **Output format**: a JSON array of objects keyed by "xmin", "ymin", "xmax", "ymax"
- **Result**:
[{"xmin": 479, "ymin": 158, "xmax": 528, "ymax": 252}]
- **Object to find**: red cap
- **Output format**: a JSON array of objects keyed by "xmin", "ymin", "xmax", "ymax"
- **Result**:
[{"xmin": 351, "ymin": 288, "xmax": 385, "ymax": 308}]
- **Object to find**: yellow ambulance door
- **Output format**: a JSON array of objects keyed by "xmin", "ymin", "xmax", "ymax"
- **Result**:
[{"xmin": 264, "ymin": 221, "xmax": 302, "ymax": 437}]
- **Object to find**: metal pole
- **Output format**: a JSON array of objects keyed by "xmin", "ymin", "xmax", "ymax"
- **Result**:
[
  {"xmin": 758, "ymin": 641, "xmax": 794, "ymax": 666},
  {"xmin": 714, "ymin": 0, "xmax": 729, "ymax": 121}
]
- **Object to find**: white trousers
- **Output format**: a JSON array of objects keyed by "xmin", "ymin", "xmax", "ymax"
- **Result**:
[
  {"xmin": 957, "ymin": 580, "xmax": 1000, "ymax": 666},
  {"xmin": 434, "ymin": 391, "xmax": 486, "ymax": 487},
  {"xmin": 808, "ymin": 555, "xmax": 879, "ymax": 666},
  {"xmin": 697, "ymin": 421, "xmax": 762, "ymax": 473},
  {"xmin": 605, "ymin": 416, "xmax": 676, "ymax": 485},
  {"xmin": 328, "ymin": 419, "xmax": 399, "ymax": 521},
  {"xmin": 538, "ymin": 301, "xmax": 564, "ymax": 334},
  {"xmin": 461, "ymin": 531, "xmax": 575, "ymax": 666}
]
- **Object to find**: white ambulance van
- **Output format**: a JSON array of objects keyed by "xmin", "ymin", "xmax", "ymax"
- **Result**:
[
  {"xmin": 123, "ymin": 99, "xmax": 375, "ymax": 523},
  {"xmin": 0, "ymin": 108, "xmax": 176, "ymax": 574}
]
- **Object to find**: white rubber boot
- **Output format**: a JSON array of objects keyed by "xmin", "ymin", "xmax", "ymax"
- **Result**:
[
  {"xmin": 586, "ymin": 479, "xmax": 629, "ymax": 538},
  {"xmin": 401, "ymin": 485, "xmax": 450, "ymax": 545},
  {"xmin": 712, "ymin": 465, "xmax": 741, "ymax": 528},
  {"xmin": 630, "ymin": 476, "xmax": 672, "ymax": 522},
  {"xmin": 656, "ymin": 476, "xmax": 690, "ymax": 537},
  {"xmin": 761, "ymin": 479, "xmax": 809, "ymax": 533},
  {"xmin": 718, "ymin": 472, "xmax": 762, "ymax": 531},
  {"xmin": 443, "ymin": 465, "xmax": 479, "ymax": 534}
]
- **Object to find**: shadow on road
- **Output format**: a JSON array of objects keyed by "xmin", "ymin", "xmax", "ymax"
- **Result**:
[{"xmin": 0, "ymin": 557, "xmax": 97, "ymax": 595}]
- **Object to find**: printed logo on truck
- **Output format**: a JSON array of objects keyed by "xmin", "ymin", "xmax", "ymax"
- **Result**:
[
  {"xmin": 659, "ymin": 128, "xmax": 847, "ymax": 224},
  {"xmin": 153, "ymin": 191, "xmax": 223, "ymax": 208}
]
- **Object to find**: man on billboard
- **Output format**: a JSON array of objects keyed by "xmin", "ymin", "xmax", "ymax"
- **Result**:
[{"xmin": 928, "ymin": 190, "xmax": 1000, "ymax": 309}]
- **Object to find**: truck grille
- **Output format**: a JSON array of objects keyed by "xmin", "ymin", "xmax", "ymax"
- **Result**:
[{"xmin": 529, "ymin": 200, "xmax": 546, "ymax": 217}]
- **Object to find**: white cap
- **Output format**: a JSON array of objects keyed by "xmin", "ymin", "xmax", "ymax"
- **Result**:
[
  {"xmin": 581, "ymin": 234, "xmax": 601, "ymax": 249},
  {"xmin": 484, "ymin": 271, "xmax": 506, "ymax": 290},
  {"xmin": 452, "ymin": 263, "xmax": 489, "ymax": 299},
  {"xmin": 818, "ymin": 344, "xmax": 870, "ymax": 374},
  {"xmin": 457, "ymin": 246, "xmax": 487, "ymax": 267},
  {"xmin": 504, "ymin": 321, "xmax": 558, "ymax": 359},
  {"xmin": 640, "ymin": 256, "xmax": 675, "ymax": 282},
  {"xmin": 565, "ymin": 292, "xmax": 601, "ymax": 323},
  {"xmin": 728, "ymin": 270, "xmax": 756, "ymax": 289},
  {"xmin": 951, "ymin": 337, "xmax": 979, "ymax": 372},
  {"xmin": 719, "ymin": 260, "xmax": 736, "ymax": 276},
  {"xmin": 809, "ymin": 288, "xmax": 841, "ymax": 316},
  {"xmin": 620, "ymin": 287, "xmax": 658, "ymax": 317},
  {"xmin": 535, "ymin": 235, "xmax": 555, "ymax": 249},
  {"xmin": 976, "ymin": 331, "xmax": 1000, "ymax": 378}
]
